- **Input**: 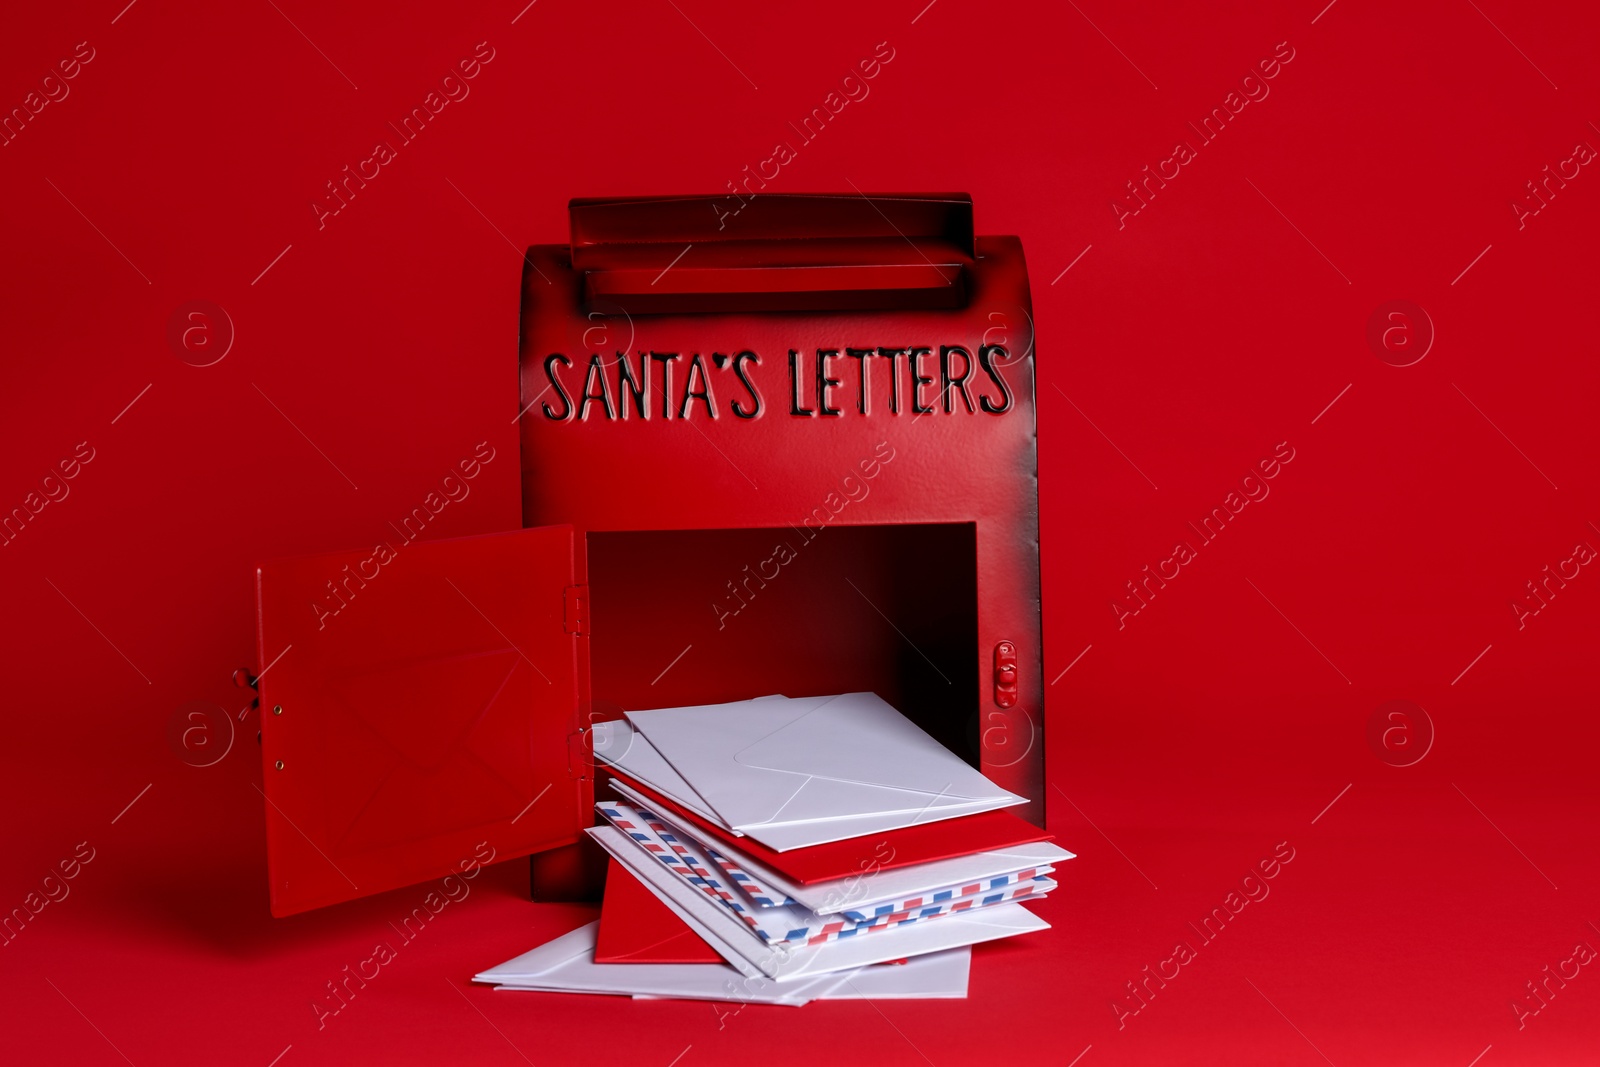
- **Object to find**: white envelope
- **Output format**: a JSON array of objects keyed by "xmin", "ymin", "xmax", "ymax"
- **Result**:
[
  {"xmin": 589, "ymin": 826, "xmax": 1049, "ymax": 983},
  {"xmin": 625, "ymin": 692, "xmax": 1027, "ymax": 851},
  {"xmin": 591, "ymin": 717, "xmax": 737, "ymax": 832},
  {"xmin": 479, "ymin": 921, "xmax": 971, "ymax": 1004}
]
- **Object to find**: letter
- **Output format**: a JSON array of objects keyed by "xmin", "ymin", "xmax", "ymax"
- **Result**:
[
  {"xmin": 1240, "ymin": 875, "xmax": 1270, "ymax": 903},
  {"xmin": 874, "ymin": 40, "xmax": 896, "ymax": 63},
  {"xmin": 1524, "ymin": 980, "xmax": 1547, "ymax": 1009},
  {"xmin": 422, "ymin": 91, "xmax": 448, "ymax": 115},
  {"xmin": 339, "ymin": 964, "xmax": 367, "ymax": 999},
  {"xmin": 339, "ymin": 564, "xmax": 367, "ymax": 599},
  {"xmin": 1556, "ymin": 954, "xmax": 1581, "ymax": 980},
  {"xmin": 788, "ymin": 350, "xmax": 814, "ymax": 415},
  {"xmin": 441, "ymin": 475, "xmax": 469, "ymax": 503},
  {"xmin": 712, "ymin": 196, "xmax": 737, "ymax": 230},
  {"xmin": 1257, "ymin": 455, "xmax": 1282, "ymax": 479},
  {"xmin": 373, "ymin": 942, "xmax": 397, "ymax": 965},
  {"xmin": 757, "ymin": 554, "xmax": 781, "ymax": 581},
  {"xmin": 458, "ymin": 56, "xmax": 482, "ymax": 79},
  {"xmin": 312, "ymin": 996, "xmax": 339, "ymax": 1030},
  {"xmin": 1124, "ymin": 980, "xmax": 1148, "ymax": 1008},
  {"xmin": 1112, "ymin": 598, "xmax": 1138, "ymax": 630},
  {"xmin": 56, "ymin": 855, "xmax": 81, "ymax": 880},
  {"xmin": 1174, "ymin": 141, "xmax": 1198, "ymax": 165},
  {"xmin": 23, "ymin": 893, "xmax": 46, "ymax": 915},
  {"xmin": 1241, "ymin": 475, "xmax": 1270, "ymax": 503},
  {"xmin": 680, "ymin": 353, "xmax": 717, "ymax": 419},
  {"xmin": 1113, "ymin": 197, "xmax": 1137, "ymax": 230},
  {"xmin": 611, "ymin": 352, "xmax": 647, "ymax": 419},
  {"xmin": 1156, "ymin": 554, "xmax": 1181, "ymax": 581},
  {"xmin": 756, "ymin": 152, "xmax": 781, "ymax": 181},
  {"xmin": 841, "ymin": 475, "xmax": 869, "ymax": 503},
  {"xmin": 939, "ymin": 345, "xmax": 976, "ymax": 413},
  {"xmin": 1274, "ymin": 41, "xmax": 1296, "ymax": 63},
  {"xmin": 373, "ymin": 142, "xmax": 397, "ymax": 165},
  {"xmin": 731, "ymin": 351, "xmax": 761, "ymax": 419},
  {"xmin": 457, "ymin": 456, "xmax": 482, "ymax": 480},
  {"xmin": 815, "ymin": 349, "xmax": 843, "ymax": 416},
  {"xmin": 1200, "ymin": 908, "xmax": 1229, "ymax": 937},
  {"xmin": 57, "ymin": 455, "xmax": 82, "ymax": 479},
  {"xmin": 1511, "ymin": 997, "xmax": 1536, "ymax": 1030},
  {"xmin": 1139, "ymin": 964, "xmax": 1167, "ymax": 997},
  {"xmin": 1273, "ymin": 441, "xmax": 1295, "ymax": 463},
  {"xmin": 977, "ymin": 345, "xmax": 1015, "ymax": 414},
  {"xmin": 474, "ymin": 840, "xmax": 496, "ymax": 865},
  {"xmin": 648, "ymin": 352, "xmax": 679, "ymax": 418},
  {"xmin": 313, "ymin": 600, "xmax": 336, "ymax": 630},
  {"xmin": 474, "ymin": 41, "xmax": 496, "ymax": 63},
  {"xmin": 58, "ymin": 57, "xmax": 82, "ymax": 79},
  {"xmin": 1173, "ymin": 542, "xmax": 1198, "ymax": 565},
  {"xmin": 1576, "ymin": 542, "xmax": 1597, "ymax": 566},
  {"xmin": 906, "ymin": 347, "xmax": 936, "ymax": 414},
  {"xmin": 1556, "ymin": 154, "xmax": 1580, "ymax": 180},
  {"xmin": 441, "ymin": 875, "xmax": 469, "ymax": 903},
  {"xmin": 1223, "ymin": 491, "xmax": 1247, "ymax": 515},
  {"xmin": 1511, "ymin": 599, "xmax": 1536, "ymax": 630},
  {"xmin": 1, "ymin": 908, "xmax": 28, "ymax": 942},
  {"xmin": 355, "ymin": 955, "xmax": 381, "ymax": 981},
  {"xmin": 821, "ymin": 91, "xmax": 847, "ymax": 115},
  {"xmin": 1273, "ymin": 840, "xmax": 1295, "ymax": 864},
  {"xmin": 1112, "ymin": 998, "xmax": 1137, "ymax": 1030},
  {"xmin": 22, "ymin": 492, "xmax": 46, "ymax": 515},
  {"xmin": 21, "ymin": 92, "xmax": 46, "ymax": 116},
  {"xmin": 75, "ymin": 41, "xmax": 97, "ymax": 63},
  {"xmin": 1156, "ymin": 154, "xmax": 1181, "ymax": 180},
  {"xmin": 1576, "ymin": 942, "xmax": 1597, "ymax": 966},
  {"xmin": 773, "ymin": 141, "xmax": 797, "ymax": 166},
  {"xmin": 1525, "ymin": 179, "xmax": 1548, "ymax": 209},
  {"xmin": 41, "ymin": 76, "xmax": 69, "ymax": 103},
  {"xmin": 442, "ymin": 75, "xmax": 469, "ymax": 103},
  {"xmin": 1222, "ymin": 91, "xmax": 1248, "ymax": 115},
  {"xmin": 312, "ymin": 198, "xmax": 338, "ymax": 230},
  {"xmin": 774, "ymin": 542, "xmax": 797, "ymax": 565},
  {"xmin": 417, "ymin": 891, "xmax": 444, "ymax": 915},
  {"xmin": 1, "ymin": 108, "xmax": 29, "ymax": 143},
  {"xmin": 1257, "ymin": 56, "xmax": 1282, "ymax": 79},
  {"xmin": 422, "ymin": 491, "xmax": 447, "ymax": 516},
  {"xmin": 838, "ymin": 77, "xmax": 870, "ymax": 107},
  {"xmin": 857, "ymin": 56, "xmax": 882, "ymax": 79},
  {"xmin": 1194, "ymin": 509, "xmax": 1229, "ymax": 541},
  {"xmin": 1257, "ymin": 855, "xmax": 1282, "ymax": 879},
  {"xmin": 822, "ymin": 491, "xmax": 846, "ymax": 516},
  {"xmin": 356, "ymin": 154, "xmax": 381, "ymax": 181},
  {"xmin": 1222, "ymin": 891, "xmax": 1248, "ymax": 915},
  {"xmin": 41, "ymin": 876, "xmax": 69, "ymax": 903},
  {"xmin": 1556, "ymin": 553, "xmax": 1580, "ymax": 581},
  {"xmin": 374, "ymin": 541, "xmax": 397, "ymax": 565},
  {"xmin": 1241, "ymin": 75, "xmax": 1269, "ymax": 102},
  {"xmin": 1156, "ymin": 954, "xmax": 1182, "ymax": 980},
  {"xmin": 40, "ymin": 476, "xmax": 69, "ymax": 503},
  {"xmin": 858, "ymin": 455, "xmax": 883, "ymax": 480},
  {"xmin": 537, "ymin": 354, "xmax": 573, "ymax": 420},
  {"xmin": 738, "ymin": 163, "xmax": 768, "ymax": 197},
  {"xmin": 1199, "ymin": 108, "xmax": 1228, "ymax": 139},
  {"xmin": 874, "ymin": 439, "xmax": 896, "ymax": 463},
  {"xmin": 1540, "ymin": 964, "xmax": 1567, "ymax": 998},
  {"xmin": 356, "ymin": 554, "xmax": 380, "ymax": 581},
  {"xmin": 1575, "ymin": 142, "xmax": 1597, "ymax": 166}
]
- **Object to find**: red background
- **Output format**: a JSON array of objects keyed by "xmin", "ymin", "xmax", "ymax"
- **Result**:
[{"xmin": 3, "ymin": 1, "xmax": 1597, "ymax": 1063}]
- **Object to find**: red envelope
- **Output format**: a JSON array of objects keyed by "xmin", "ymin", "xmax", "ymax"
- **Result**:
[
  {"xmin": 593, "ymin": 857, "xmax": 723, "ymax": 964},
  {"xmin": 603, "ymin": 771, "xmax": 1053, "ymax": 886}
]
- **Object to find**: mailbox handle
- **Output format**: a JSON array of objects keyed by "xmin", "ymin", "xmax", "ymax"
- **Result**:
[{"xmin": 567, "ymin": 193, "xmax": 976, "ymax": 314}]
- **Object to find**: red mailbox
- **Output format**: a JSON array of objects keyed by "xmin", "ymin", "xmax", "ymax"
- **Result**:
[{"xmin": 253, "ymin": 193, "xmax": 1043, "ymax": 917}]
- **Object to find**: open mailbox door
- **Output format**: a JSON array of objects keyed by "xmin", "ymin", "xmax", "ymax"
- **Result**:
[{"xmin": 255, "ymin": 525, "xmax": 589, "ymax": 917}]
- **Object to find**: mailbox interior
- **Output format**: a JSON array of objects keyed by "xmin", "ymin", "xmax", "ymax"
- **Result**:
[{"xmin": 585, "ymin": 522, "xmax": 981, "ymax": 767}]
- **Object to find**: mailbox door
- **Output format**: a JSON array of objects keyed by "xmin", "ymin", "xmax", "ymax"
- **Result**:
[{"xmin": 256, "ymin": 525, "xmax": 589, "ymax": 916}]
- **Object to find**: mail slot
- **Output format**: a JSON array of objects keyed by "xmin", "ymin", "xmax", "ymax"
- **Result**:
[{"xmin": 252, "ymin": 193, "xmax": 1043, "ymax": 917}]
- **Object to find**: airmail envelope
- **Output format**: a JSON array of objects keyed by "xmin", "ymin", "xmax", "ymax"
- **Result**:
[{"xmin": 624, "ymin": 693, "xmax": 1027, "ymax": 851}]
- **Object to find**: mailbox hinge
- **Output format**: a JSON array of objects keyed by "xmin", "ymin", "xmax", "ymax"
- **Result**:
[{"xmin": 563, "ymin": 584, "xmax": 589, "ymax": 635}]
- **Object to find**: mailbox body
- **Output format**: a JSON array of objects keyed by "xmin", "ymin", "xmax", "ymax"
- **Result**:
[{"xmin": 255, "ymin": 194, "xmax": 1043, "ymax": 917}]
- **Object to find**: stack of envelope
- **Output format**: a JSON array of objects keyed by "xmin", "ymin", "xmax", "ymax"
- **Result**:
[{"xmin": 476, "ymin": 693, "xmax": 1074, "ymax": 1005}]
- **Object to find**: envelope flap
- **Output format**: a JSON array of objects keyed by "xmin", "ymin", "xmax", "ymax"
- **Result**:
[
  {"xmin": 733, "ymin": 693, "xmax": 1019, "ymax": 805},
  {"xmin": 257, "ymin": 525, "xmax": 586, "ymax": 916}
]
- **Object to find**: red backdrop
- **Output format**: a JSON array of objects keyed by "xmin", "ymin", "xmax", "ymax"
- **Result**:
[{"xmin": 3, "ymin": 1, "xmax": 1597, "ymax": 1064}]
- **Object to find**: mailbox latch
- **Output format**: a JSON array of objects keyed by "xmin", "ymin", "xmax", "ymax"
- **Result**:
[
  {"xmin": 563, "ymin": 584, "xmax": 589, "ymax": 635},
  {"xmin": 993, "ymin": 641, "xmax": 1018, "ymax": 708}
]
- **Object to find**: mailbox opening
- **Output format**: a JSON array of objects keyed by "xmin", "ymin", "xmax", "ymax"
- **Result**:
[{"xmin": 586, "ymin": 522, "xmax": 981, "ymax": 766}]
